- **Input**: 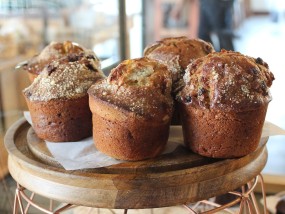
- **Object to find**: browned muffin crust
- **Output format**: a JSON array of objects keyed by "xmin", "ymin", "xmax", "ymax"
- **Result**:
[
  {"xmin": 178, "ymin": 50, "xmax": 274, "ymax": 158},
  {"xmin": 25, "ymin": 96, "xmax": 92, "ymax": 142},
  {"xmin": 23, "ymin": 52, "xmax": 105, "ymax": 101},
  {"xmin": 144, "ymin": 37, "xmax": 214, "ymax": 70},
  {"xmin": 179, "ymin": 50, "xmax": 275, "ymax": 111},
  {"xmin": 88, "ymin": 57, "xmax": 173, "ymax": 120},
  {"xmin": 179, "ymin": 103, "xmax": 268, "ymax": 158},
  {"xmin": 88, "ymin": 57, "xmax": 173, "ymax": 160},
  {"xmin": 23, "ymin": 52, "xmax": 104, "ymax": 142},
  {"xmin": 144, "ymin": 37, "xmax": 215, "ymax": 125},
  {"xmin": 24, "ymin": 41, "xmax": 100, "ymax": 76},
  {"xmin": 144, "ymin": 36, "xmax": 215, "ymax": 93}
]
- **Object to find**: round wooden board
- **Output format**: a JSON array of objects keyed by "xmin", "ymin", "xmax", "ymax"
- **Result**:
[
  {"xmin": 25, "ymin": 124, "xmax": 214, "ymax": 172},
  {"xmin": 4, "ymin": 118, "xmax": 268, "ymax": 209}
]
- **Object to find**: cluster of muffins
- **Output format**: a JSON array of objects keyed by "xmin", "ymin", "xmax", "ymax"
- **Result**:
[{"xmin": 23, "ymin": 37, "xmax": 275, "ymax": 161}]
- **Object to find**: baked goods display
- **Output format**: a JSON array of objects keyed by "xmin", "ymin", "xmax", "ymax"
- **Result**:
[
  {"xmin": 23, "ymin": 52, "xmax": 105, "ymax": 142},
  {"xmin": 144, "ymin": 37, "xmax": 215, "ymax": 124},
  {"xmin": 21, "ymin": 36, "xmax": 275, "ymax": 161},
  {"xmin": 22, "ymin": 40, "xmax": 100, "ymax": 81},
  {"xmin": 88, "ymin": 57, "xmax": 173, "ymax": 161},
  {"xmin": 177, "ymin": 50, "xmax": 274, "ymax": 158}
]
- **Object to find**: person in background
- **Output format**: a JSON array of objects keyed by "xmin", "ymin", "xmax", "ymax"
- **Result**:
[
  {"xmin": 170, "ymin": 0, "xmax": 199, "ymax": 39},
  {"xmin": 199, "ymin": 0, "xmax": 235, "ymax": 51}
]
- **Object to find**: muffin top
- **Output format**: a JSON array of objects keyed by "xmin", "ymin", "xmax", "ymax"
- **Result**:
[
  {"xmin": 144, "ymin": 37, "xmax": 215, "ymax": 93},
  {"xmin": 178, "ymin": 50, "xmax": 275, "ymax": 111},
  {"xmin": 24, "ymin": 41, "xmax": 100, "ymax": 75},
  {"xmin": 88, "ymin": 57, "xmax": 173, "ymax": 120},
  {"xmin": 23, "ymin": 53, "xmax": 105, "ymax": 101}
]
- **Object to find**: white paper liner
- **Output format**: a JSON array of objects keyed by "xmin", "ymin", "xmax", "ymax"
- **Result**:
[
  {"xmin": 24, "ymin": 111, "xmax": 180, "ymax": 170},
  {"xmin": 261, "ymin": 121, "xmax": 285, "ymax": 138},
  {"xmin": 24, "ymin": 112, "xmax": 285, "ymax": 170}
]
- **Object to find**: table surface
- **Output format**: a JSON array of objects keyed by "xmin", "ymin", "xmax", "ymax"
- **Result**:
[{"xmin": 4, "ymin": 118, "xmax": 268, "ymax": 209}]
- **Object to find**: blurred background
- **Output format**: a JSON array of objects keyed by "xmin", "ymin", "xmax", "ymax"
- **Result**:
[{"xmin": 1, "ymin": 0, "xmax": 285, "ymax": 213}]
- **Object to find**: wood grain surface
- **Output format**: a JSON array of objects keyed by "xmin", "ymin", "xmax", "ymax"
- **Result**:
[{"xmin": 4, "ymin": 118, "xmax": 268, "ymax": 209}]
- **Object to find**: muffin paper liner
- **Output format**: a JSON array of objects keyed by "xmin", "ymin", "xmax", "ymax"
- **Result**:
[
  {"xmin": 24, "ymin": 111, "xmax": 180, "ymax": 170},
  {"xmin": 24, "ymin": 111, "xmax": 285, "ymax": 170}
]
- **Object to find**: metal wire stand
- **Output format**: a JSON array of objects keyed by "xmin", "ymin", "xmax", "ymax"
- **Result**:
[
  {"xmin": 12, "ymin": 174, "xmax": 267, "ymax": 214},
  {"xmin": 184, "ymin": 174, "xmax": 267, "ymax": 214}
]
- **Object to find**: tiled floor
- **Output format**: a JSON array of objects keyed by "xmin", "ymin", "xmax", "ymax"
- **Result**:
[{"xmin": 1, "ymin": 15, "xmax": 285, "ymax": 213}]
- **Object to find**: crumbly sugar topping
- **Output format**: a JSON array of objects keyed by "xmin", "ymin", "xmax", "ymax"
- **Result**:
[
  {"xmin": 179, "ymin": 50, "xmax": 275, "ymax": 111},
  {"xmin": 24, "ymin": 54, "xmax": 104, "ymax": 101},
  {"xmin": 88, "ymin": 58, "xmax": 173, "ymax": 120},
  {"xmin": 36, "ymin": 41, "xmax": 65, "ymax": 61},
  {"xmin": 26, "ymin": 41, "xmax": 101, "ymax": 75}
]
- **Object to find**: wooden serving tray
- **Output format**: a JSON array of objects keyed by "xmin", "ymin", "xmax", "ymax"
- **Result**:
[{"xmin": 4, "ymin": 118, "xmax": 268, "ymax": 209}]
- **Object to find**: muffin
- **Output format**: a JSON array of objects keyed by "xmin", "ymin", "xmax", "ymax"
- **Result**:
[
  {"xmin": 22, "ymin": 41, "xmax": 99, "ymax": 81},
  {"xmin": 88, "ymin": 57, "xmax": 173, "ymax": 161},
  {"xmin": 178, "ymin": 50, "xmax": 274, "ymax": 158},
  {"xmin": 144, "ymin": 37, "xmax": 215, "ymax": 124},
  {"xmin": 144, "ymin": 36, "xmax": 215, "ymax": 93},
  {"xmin": 23, "ymin": 53, "xmax": 105, "ymax": 142}
]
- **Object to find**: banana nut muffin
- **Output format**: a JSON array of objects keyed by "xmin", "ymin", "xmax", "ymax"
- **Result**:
[
  {"xmin": 88, "ymin": 57, "xmax": 173, "ymax": 161},
  {"xmin": 23, "ymin": 52, "xmax": 105, "ymax": 142},
  {"xmin": 23, "ymin": 40, "xmax": 99, "ymax": 81},
  {"xmin": 178, "ymin": 50, "xmax": 274, "ymax": 158}
]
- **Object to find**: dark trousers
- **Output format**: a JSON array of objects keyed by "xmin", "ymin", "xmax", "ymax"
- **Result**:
[{"xmin": 198, "ymin": 0, "xmax": 234, "ymax": 51}]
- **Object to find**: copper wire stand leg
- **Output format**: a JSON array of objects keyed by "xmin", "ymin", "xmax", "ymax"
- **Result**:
[
  {"xmin": 184, "ymin": 174, "xmax": 267, "ymax": 214},
  {"xmin": 13, "ymin": 183, "xmax": 75, "ymax": 214},
  {"xmin": 13, "ymin": 187, "xmax": 19, "ymax": 214}
]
